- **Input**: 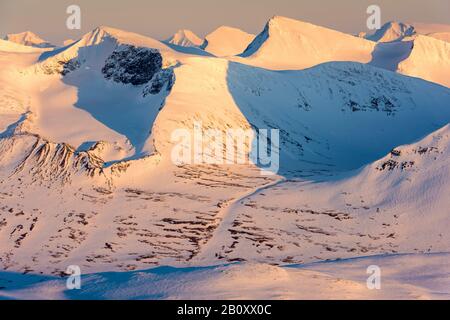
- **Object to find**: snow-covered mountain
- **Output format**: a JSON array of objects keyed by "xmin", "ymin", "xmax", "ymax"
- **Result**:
[
  {"xmin": 201, "ymin": 26, "xmax": 255, "ymax": 57},
  {"xmin": 364, "ymin": 22, "xmax": 416, "ymax": 42},
  {"xmin": 197, "ymin": 124, "xmax": 450, "ymax": 265},
  {"xmin": 397, "ymin": 35, "xmax": 450, "ymax": 87},
  {"xmin": 165, "ymin": 29, "xmax": 203, "ymax": 47},
  {"xmin": 235, "ymin": 16, "xmax": 450, "ymax": 88},
  {"xmin": 237, "ymin": 16, "xmax": 375, "ymax": 70},
  {"xmin": 4, "ymin": 31, "xmax": 55, "ymax": 48},
  {"xmin": 12, "ymin": 26, "xmax": 180, "ymax": 162},
  {"xmin": 362, "ymin": 21, "xmax": 450, "ymax": 43},
  {"xmin": 0, "ymin": 19, "xmax": 449, "ymax": 299}
]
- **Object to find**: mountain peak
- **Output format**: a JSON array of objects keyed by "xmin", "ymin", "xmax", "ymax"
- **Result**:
[
  {"xmin": 166, "ymin": 29, "xmax": 203, "ymax": 47},
  {"xmin": 201, "ymin": 26, "xmax": 255, "ymax": 57},
  {"xmin": 240, "ymin": 15, "xmax": 375, "ymax": 69},
  {"xmin": 4, "ymin": 31, "xmax": 55, "ymax": 48},
  {"xmin": 205, "ymin": 25, "xmax": 254, "ymax": 40},
  {"xmin": 90, "ymin": 25, "xmax": 129, "ymax": 39},
  {"xmin": 268, "ymin": 15, "xmax": 299, "ymax": 24},
  {"xmin": 77, "ymin": 26, "xmax": 120, "ymax": 47},
  {"xmin": 365, "ymin": 21, "xmax": 416, "ymax": 42},
  {"xmin": 266, "ymin": 15, "xmax": 317, "ymax": 30},
  {"xmin": 75, "ymin": 26, "xmax": 168, "ymax": 51}
]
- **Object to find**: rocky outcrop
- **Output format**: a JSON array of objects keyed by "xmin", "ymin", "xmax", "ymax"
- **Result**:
[
  {"xmin": 102, "ymin": 45, "xmax": 163, "ymax": 85},
  {"xmin": 39, "ymin": 58, "xmax": 82, "ymax": 76},
  {"xmin": 142, "ymin": 69, "xmax": 175, "ymax": 96}
]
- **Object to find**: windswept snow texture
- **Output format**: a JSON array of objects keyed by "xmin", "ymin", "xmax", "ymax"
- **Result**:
[
  {"xmin": 0, "ymin": 17, "xmax": 450, "ymax": 300},
  {"xmin": 0, "ymin": 254, "xmax": 449, "ymax": 300}
]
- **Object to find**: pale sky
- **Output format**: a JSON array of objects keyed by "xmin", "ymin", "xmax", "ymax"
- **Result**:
[{"xmin": 1, "ymin": 0, "xmax": 449, "ymax": 44}]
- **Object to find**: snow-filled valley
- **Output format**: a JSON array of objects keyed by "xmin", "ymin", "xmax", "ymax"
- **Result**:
[{"xmin": 0, "ymin": 16, "xmax": 449, "ymax": 300}]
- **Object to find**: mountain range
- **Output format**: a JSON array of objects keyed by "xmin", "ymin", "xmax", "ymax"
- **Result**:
[{"xmin": 0, "ymin": 16, "xmax": 449, "ymax": 299}]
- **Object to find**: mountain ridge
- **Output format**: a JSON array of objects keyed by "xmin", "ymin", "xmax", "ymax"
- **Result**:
[{"xmin": 0, "ymin": 20, "xmax": 449, "ymax": 276}]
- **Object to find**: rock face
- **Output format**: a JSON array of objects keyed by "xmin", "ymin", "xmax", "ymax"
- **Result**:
[
  {"xmin": 143, "ymin": 69, "xmax": 175, "ymax": 96},
  {"xmin": 32, "ymin": 56, "xmax": 83, "ymax": 76},
  {"xmin": 102, "ymin": 45, "xmax": 163, "ymax": 85}
]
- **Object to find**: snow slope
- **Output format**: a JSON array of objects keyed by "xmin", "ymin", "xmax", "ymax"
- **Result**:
[
  {"xmin": 428, "ymin": 32, "xmax": 450, "ymax": 43},
  {"xmin": 201, "ymin": 26, "xmax": 255, "ymax": 57},
  {"xmin": 1, "ymin": 52, "xmax": 450, "ymax": 274},
  {"xmin": 0, "ymin": 39, "xmax": 49, "ymax": 133},
  {"xmin": 0, "ymin": 28, "xmax": 278, "ymax": 273},
  {"xmin": 398, "ymin": 35, "xmax": 450, "ymax": 87},
  {"xmin": 0, "ymin": 254, "xmax": 448, "ymax": 300},
  {"xmin": 0, "ymin": 39, "xmax": 50, "ymax": 54},
  {"xmin": 225, "ymin": 61, "xmax": 450, "ymax": 174},
  {"xmin": 195, "ymin": 124, "xmax": 450, "ymax": 265},
  {"xmin": 7, "ymin": 26, "xmax": 183, "ymax": 161},
  {"xmin": 4, "ymin": 31, "xmax": 55, "ymax": 48},
  {"xmin": 63, "ymin": 39, "xmax": 76, "ymax": 47}
]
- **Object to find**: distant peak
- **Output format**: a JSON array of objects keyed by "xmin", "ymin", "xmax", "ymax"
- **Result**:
[
  {"xmin": 8, "ymin": 30, "xmax": 37, "ymax": 37},
  {"xmin": 80, "ymin": 26, "xmax": 136, "ymax": 46},
  {"xmin": 207, "ymin": 25, "xmax": 253, "ymax": 36},
  {"xmin": 382, "ymin": 21, "xmax": 415, "ymax": 31},
  {"xmin": 212, "ymin": 25, "xmax": 239, "ymax": 32},
  {"xmin": 365, "ymin": 21, "xmax": 416, "ymax": 42},
  {"xmin": 175, "ymin": 29, "xmax": 197, "ymax": 36},
  {"xmin": 4, "ymin": 31, "xmax": 55, "ymax": 48},
  {"xmin": 166, "ymin": 29, "xmax": 203, "ymax": 47}
]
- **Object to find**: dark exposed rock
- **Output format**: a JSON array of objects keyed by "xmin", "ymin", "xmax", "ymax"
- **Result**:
[
  {"xmin": 102, "ymin": 45, "xmax": 163, "ymax": 85},
  {"xmin": 415, "ymin": 146, "xmax": 439, "ymax": 155},
  {"xmin": 377, "ymin": 159, "xmax": 415, "ymax": 171},
  {"xmin": 346, "ymin": 95, "xmax": 397, "ymax": 114},
  {"xmin": 142, "ymin": 69, "xmax": 175, "ymax": 97},
  {"xmin": 40, "ymin": 58, "xmax": 82, "ymax": 76},
  {"xmin": 371, "ymin": 96, "xmax": 395, "ymax": 112},
  {"xmin": 61, "ymin": 59, "xmax": 81, "ymax": 76}
]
